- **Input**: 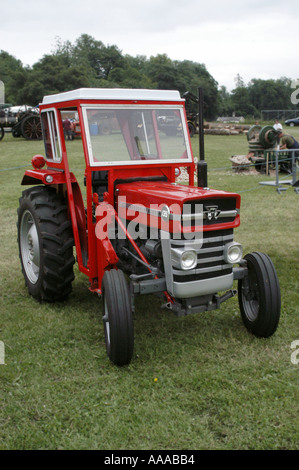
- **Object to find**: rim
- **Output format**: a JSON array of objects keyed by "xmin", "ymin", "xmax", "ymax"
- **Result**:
[
  {"xmin": 242, "ymin": 271, "xmax": 260, "ymax": 322},
  {"xmin": 20, "ymin": 210, "xmax": 40, "ymax": 284},
  {"xmin": 103, "ymin": 296, "xmax": 111, "ymax": 347}
]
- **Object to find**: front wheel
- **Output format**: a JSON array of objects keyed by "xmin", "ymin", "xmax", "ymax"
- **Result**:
[
  {"xmin": 238, "ymin": 252, "xmax": 280, "ymax": 337},
  {"xmin": 102, "ymin": 269, "xmax": 134, "ymax": 366}
]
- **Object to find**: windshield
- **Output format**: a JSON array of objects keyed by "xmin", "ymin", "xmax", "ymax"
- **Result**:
[{"xmin": 82, "ymin": 105, "xmax": 192, "ymax": 166}]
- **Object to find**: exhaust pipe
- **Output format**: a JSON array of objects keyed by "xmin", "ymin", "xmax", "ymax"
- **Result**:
[
  {"xmin": 183, "ymin": 87, "xmax": 208, "ymax": 188},
  {"xmin": 197, "ymin": 87, "xmax": 208, "ymax": 188}
]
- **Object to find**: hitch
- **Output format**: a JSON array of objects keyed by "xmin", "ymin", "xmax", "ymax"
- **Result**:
[{"xmin": 162, "ymin": 289, "xmax": 237, "ymax": 317}]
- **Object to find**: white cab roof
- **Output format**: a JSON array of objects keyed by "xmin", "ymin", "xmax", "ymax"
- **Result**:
[{"xmin": 41, "ymin": 88, "xmax": 184, "ymax": 105}]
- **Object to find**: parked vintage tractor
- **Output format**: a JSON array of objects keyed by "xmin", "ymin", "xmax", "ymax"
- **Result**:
[
  {"xmin": 0, "ymin": 106, "xmax": 42, "ymax": 140},
  {"xmin": 17, "ymin": 88, "xmax": 281, "ymax": 366},
  {"xmin": 186, "ymin": 112, "xmax": 198, "ymax": 137},
  {"xmin": 246, "ymin": 124, "xmax": 292, "ymax": 173}
]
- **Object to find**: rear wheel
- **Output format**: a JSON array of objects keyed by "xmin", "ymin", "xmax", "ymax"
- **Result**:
[
  {"xmin": 17, "ymin": 186, "xmax": 75, "ymax": 301},
  {"xmin": 21, "ymin": 115, "xmax": 42, "ymax": 140},
  {"xmin": 238, "ymin": 252, "xmax": 280, "ymax": 337},
  {"xmin": 102, "ymin": 269, "xmax": 134, "ymax": 366},
  {"xmin": 188, "ymin": 122, "xmax": 195, "ymax": 137}
]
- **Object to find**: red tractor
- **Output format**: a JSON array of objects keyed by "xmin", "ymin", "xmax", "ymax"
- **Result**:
[{"xmin": 17, "ymin": 88, "xmax": 281, "ymax": 366}]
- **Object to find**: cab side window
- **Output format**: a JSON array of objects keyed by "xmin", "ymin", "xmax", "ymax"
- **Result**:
[{"xmin": 41, "ymin": 110, "xmax": 62, "ymax": 162}]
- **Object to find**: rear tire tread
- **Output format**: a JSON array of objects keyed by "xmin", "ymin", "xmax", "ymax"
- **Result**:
[{"xmin": 18, "ymin": 186, "xmax": 75, "ymax": 302}]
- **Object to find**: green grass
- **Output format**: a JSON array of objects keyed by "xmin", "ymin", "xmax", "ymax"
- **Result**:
[{"xmin": 0, "ymin": 129, "xmax": 298, "ymax": 450}]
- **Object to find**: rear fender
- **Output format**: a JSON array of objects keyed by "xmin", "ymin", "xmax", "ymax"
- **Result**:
[
  {"xmin": 21, "ymin": 169, "xmax": 88, "ymax": 269},
  {"xmin": 21, "ymin": 168, "xmax": 77, "ymax": 186}
]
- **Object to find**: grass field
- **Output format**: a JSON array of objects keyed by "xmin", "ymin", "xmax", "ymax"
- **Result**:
[{"xmin": 0, "ymin": 127, "xmax": 298, "ymax": 450}]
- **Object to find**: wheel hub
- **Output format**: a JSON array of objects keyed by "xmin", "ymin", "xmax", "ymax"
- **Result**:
[
  {"xmin": 20, "ymin": 210, "xmax": 40, "ymax": 284},
  {"xmin": 27, "ymin": 224, "xmax": 40, "ymax": 266}
]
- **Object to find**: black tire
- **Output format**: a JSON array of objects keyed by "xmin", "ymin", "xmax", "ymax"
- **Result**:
[
  {"xmin": 12, "ymin": 128, "xmax": 21, "ymax": 137},
  {"xmin": 0, "ymin": 127, "xmax": 4, "ymax": 141},
  {"xmin": 21, "ymin": 115, "xmax": 42, "ymax": 140},
  {"xmin": 238, "ymin": 252, "xmax": 280, "ymax": 337},
  {"xmin": 17, "ymin": 186, "xmax": 75, "ymax": 301},
  {"xmin": 102, "ymin": 269, "xmax": 134, "ymax": 366}
]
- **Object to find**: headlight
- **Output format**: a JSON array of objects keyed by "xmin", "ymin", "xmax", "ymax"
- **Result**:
[
  {"xmin": 171, "ymin": 248, "xmax": 197, "ymax": 270},
  {"xmin": 181, "ymin": 250, "xmax": 197, "ymax": 270},
  {"xmin": 224, "ymin": 242, "xmax": 243, "ymax": 264}
]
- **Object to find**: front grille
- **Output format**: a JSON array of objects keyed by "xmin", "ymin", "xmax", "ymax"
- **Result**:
[
  {"xmin": 182, "ymin": 198, "xmax": 237, "ymax": 226},
  {"xmin": 172, "ymin": 229, "xmax": 233, "ymax": 282}
]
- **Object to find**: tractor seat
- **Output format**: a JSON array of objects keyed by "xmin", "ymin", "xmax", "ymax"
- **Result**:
[{"xmin": 92, "ymin": 170, "xmax": 108, "ymax": 201}]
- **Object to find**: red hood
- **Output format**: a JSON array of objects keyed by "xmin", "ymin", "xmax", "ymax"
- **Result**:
[
  {"xmin": 115, "ymin": 180, "xmax": 241, "ymax": 233},
  {"xmin": 116, "ymin": 180, "xmax": 240, "ymax": 208}
]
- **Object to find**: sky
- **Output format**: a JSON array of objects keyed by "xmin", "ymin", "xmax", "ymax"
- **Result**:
[{"xmin": 0, "ymin": 0, "xmax": 298, "ymax": 92}]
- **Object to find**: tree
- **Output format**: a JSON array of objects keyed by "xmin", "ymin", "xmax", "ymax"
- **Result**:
[
  {"xmin": 218, "ymin": 86, "xmax": 234, "ymax": 116},
  {"xmin": 231, "ymin": 85, "xmax": 258, "ymax": 117},
  {"xmin": 234, "ymin": 74, "xmax": 245, "ymax": 88},
  {"xmin": 0, "ymin": 50, "xmax": 25, "ymax": 103},
  {"xmin": 145, "ymin": 54, "xmax": 179, "ymax": 90},
  {"xmin": 145, "ymin": 56, "xmax": 220, "ymax": 119},
  {"xmin": 22, "ymin": 54, "xmax": 89, "ymax": 105},
  {"xmin": 71, "ymin": 34, "xmax": 125, "ymax": 82},
  {"xmin": 248, "ymin": 78, "xmax": 295, "ymax": 111}
]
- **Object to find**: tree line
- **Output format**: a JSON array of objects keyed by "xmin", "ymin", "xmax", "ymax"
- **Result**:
[{"xmin": 0, "ymin": 34, "xmax": 297, "ymax": 120}]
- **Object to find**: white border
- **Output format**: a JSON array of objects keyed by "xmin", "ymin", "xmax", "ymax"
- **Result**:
[
  {"xmin": 40, "ymin": 108, "xmax": 62, "ymax": 163},
  {"xmin": 81, "ymin": 104, "xmax": 192, "ymax": 167},
  {"xmin": 42, "ymin": 88, "xmax": 184, "ymax": 105}
]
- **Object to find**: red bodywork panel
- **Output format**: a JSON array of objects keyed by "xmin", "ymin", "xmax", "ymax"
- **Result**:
[
  {"xmin": 116, "ymin": 180, "xmax": 241, "ymax": 233},
  {"xmin": 22, "ymin": 168, "xmax": 77, "ymax": 186},
  {"xmin": 116, "ymin": 180, "xmax": 240, "ymax": 208}
]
